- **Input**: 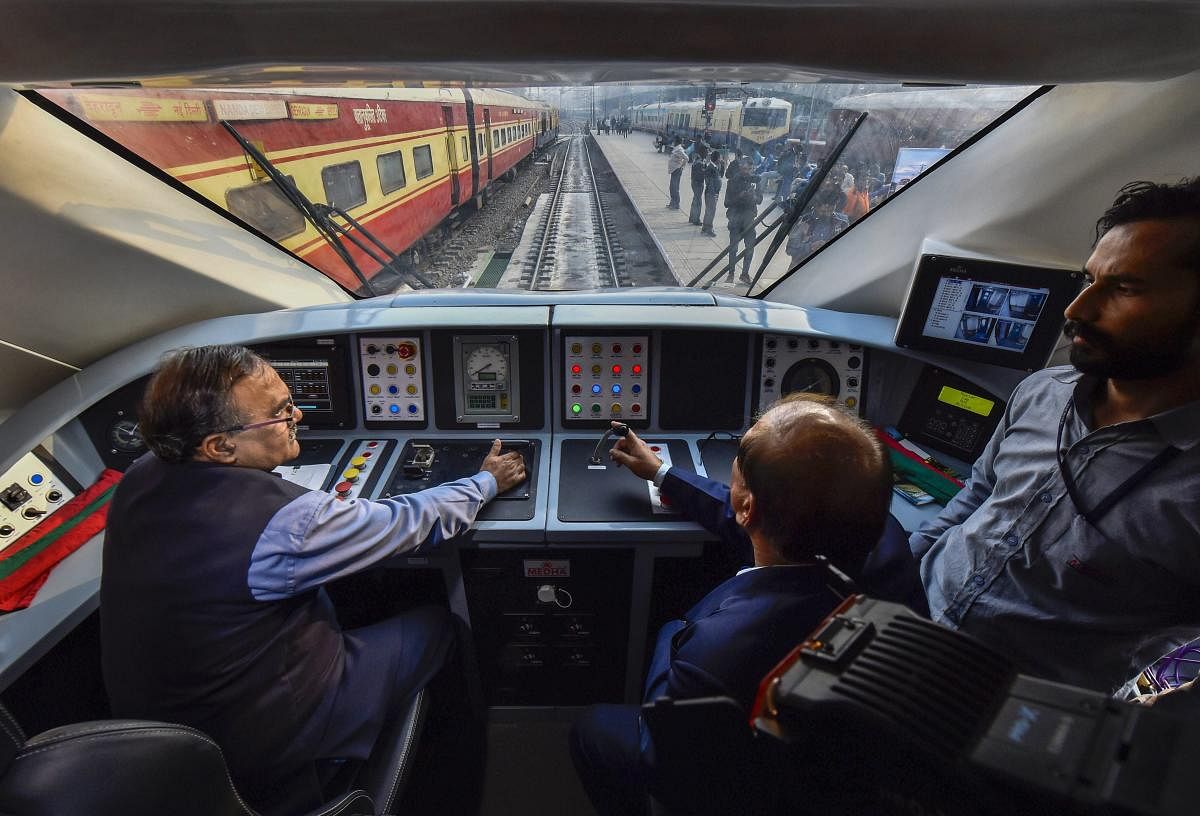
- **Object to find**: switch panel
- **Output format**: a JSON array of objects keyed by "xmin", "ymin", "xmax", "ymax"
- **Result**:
[
  {"xmin": 0, "ymin": 450, "xmax": 77, "ymax": 552},
  {"xmin": 564, "ymin": 335, "xmax": 649, "ymax": 423},
  {"xmin": 330, "ymin": 439, "xmax": 396, "ymax": 501},
  {"xmin": 360, "ymin": 337, "xmax": 425, "ymax": 423},
  {"xmin": 758, "ymin": 335, "xmax": 866, "ymax": 416}
]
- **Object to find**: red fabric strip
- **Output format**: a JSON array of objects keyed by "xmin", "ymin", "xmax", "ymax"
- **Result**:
[{"xmin": 0, "ymin": 468, "xmax": 123, "ymax": 612}]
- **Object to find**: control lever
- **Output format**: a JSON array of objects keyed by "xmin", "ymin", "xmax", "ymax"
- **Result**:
[
  {"xmin": 402, "ymin": 444, "xmax": 436, "ymax": 478},
  {"xmin": 588, "ymin": 423, "xmax": 629, "ymax": 465}
]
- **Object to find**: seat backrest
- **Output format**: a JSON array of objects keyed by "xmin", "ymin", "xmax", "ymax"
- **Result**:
[
  {"xmin": 0, "ymin": 718, "xmax": 261, "ymax": 816},
  {"xmin": 642, "ymin": 695, "xmax": 777, "ymax": 815}
]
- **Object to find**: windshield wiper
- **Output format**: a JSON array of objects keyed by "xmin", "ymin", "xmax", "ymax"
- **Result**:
[
  {"xmin": 690, "ymin": 112, "xmax": 867, "ymax": 296},
  {"xmin": 220, "ymin": 122, "xmax": 434, "ymax": 297}
]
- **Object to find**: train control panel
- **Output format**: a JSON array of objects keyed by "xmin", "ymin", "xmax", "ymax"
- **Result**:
[{"xmin": 8, "ymin": 295, "xmax": 1034, "ymax": 709}]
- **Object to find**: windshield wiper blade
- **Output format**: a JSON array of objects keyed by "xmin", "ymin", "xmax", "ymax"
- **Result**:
[
  {"xmin": 221, "ymin": 122, "xmax": 431, "ymax": 296},
  {"xmin": 739, "ymin": 111, "xmax": 868, "ymax": 297}
]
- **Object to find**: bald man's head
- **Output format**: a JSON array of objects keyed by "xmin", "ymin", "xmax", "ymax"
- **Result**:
[{"xmin": 735, "ymin": 394, "xmax": 891, "ymax": 572}]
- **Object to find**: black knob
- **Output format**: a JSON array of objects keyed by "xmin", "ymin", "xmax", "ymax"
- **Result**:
[
  {"xmin": 366, "ymin": 344, "xmax": 379, "ymax": 355},
  {"xmin": 765, "ymin": 338, "xmax": 777, "ymax": 350},
  {"xmin": 848, "ymin": 377, "xmax": 859, "ymax": 388},
  {"xmin": 47, "ymin": 490, "xmax": 63, "ymax": 503},
  {"xmin": 371, "ymin": 405, "xmax": 382, "ymax": 414},
  {"xmin": 848, "ymin": 356, "xmax": 861, "ymax": 369},
  {"xmin": 764, "ymin": 378, "xmax": 775, "ymax": 388},
  {"xmin": 764, "ymin": 358, "xmax": 775, "ymax": 368},
  {"xmin": 787, "ymin": 338, "xmax": 799, "ymax": 350},
  {"xmin": 22, "ymin": 507, "xmax": 45, "ymax": 519},
  {"xmin": 0, "ymin": 525, "xmax": 13, "ymax": 537},
  {"xmin": 386, "ymin": 344, "xmax": 397, "ymax": 355},
  {"xmin": 367, "ymin": 364, "xmax": 380, "ymax": 376},
  {"xmin": 808, "ymin": 339, "xmax": 820, "ymax": 349}
]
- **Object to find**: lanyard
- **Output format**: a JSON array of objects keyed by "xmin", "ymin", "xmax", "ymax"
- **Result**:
[{"xmin": 1055, "ymin": 397, "xmax": 1182, "ymax": 526}]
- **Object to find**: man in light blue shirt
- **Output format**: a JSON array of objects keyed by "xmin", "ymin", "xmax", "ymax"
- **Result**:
[{"xmin": 912, "ymin": 178, "xmax": 1200, "ymax": 693}]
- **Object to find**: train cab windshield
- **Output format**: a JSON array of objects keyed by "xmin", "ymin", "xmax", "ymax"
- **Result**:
[{"xmin": 37, "ymin": 82, "xmax": 1037, "ymax": 299}]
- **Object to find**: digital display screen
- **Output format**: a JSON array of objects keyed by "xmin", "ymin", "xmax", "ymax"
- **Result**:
[
  {"xmin": 252, "ymin": 340, "xmax": 354, "ymax": 430},
  {"xmin": 937, "ymin": 386, "xmax": 995, "ymax": 417},
  {"xmin": 478, "ymin": 371, "xmax": 497, "ymax": 381},
  {"xmin": 921, "ymin": 277, "xmax": 1050, "ymax": 353}
]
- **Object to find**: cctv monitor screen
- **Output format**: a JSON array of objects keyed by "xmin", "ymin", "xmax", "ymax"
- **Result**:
[{"xmin": 895, "ymin": 255, "xmax": 1084, "ymax": 371}]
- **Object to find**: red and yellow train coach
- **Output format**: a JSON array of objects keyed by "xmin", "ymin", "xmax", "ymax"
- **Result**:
[{"xmin": 41, "ymin": 87, "xmax": 559, "ymax": 292}]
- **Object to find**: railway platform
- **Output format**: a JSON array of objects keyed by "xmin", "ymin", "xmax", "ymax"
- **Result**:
[{"xmin": 591, "ymin": 132, "xmax": 795, "ymax": 293}]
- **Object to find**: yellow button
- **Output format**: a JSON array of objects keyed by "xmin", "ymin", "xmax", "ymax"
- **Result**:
[
  {"xmin": 591, "ymin": 364, "xmax": 602, "ymax": 375},
  {"xmin": 405, "ymin": 364, "xmax": 416, "ymax": 376},
  {"xmin": 845, "ymin": 397, "xmax": 858, "ymax": 409},
  {"xmin": 343, "ymin": 468, "xmax": 361, "ymax": 481},
  {"xmin": 406, "ymin": 384, "xmax": 417, "ymax": 395},
  {"xmin": 369, "ymin": 384, "xmax": 381, "ymax": 395},
  {"xmin": 571, "ymin": 343, "xmax": 582, "ymax": 354},
  {"xmin": 592, "ymin": 343, "xmax": 602, "ymax": 354},
  {"xmin": 350, "ymin": 456, "xmax": 367, "ymax": 467},
  {"xmin": 386, "ymin": 364, "xmax": 398, "ymax": 375},
  {"xmin": 611, "ymin": 403, "xmax": 622, "ymax": 414}
]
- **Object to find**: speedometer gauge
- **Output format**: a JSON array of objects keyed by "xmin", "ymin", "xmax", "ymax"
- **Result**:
[
  {"xmin": 781, "ymin": 358, "xmax": 840, "ymax": 398},
  {"xmin": 466, "ymin": 345, "xmax": 509, "ymax": 386},
  {"xmin": 452, "ymin": 335, "xmax": 521, "ymax": 424}
]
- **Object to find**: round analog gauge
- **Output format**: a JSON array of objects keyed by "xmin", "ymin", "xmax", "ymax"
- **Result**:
[
  {"xmin": 108, "ymin": 418, "xmax": 146, "ymax": 453},
  {"xmin": 780, "ymin": 358, "xmax": 840, "ymax": 399},
  {"xmin": 465, "ymin": 344, "xmax": 508, "ymax": 386}
]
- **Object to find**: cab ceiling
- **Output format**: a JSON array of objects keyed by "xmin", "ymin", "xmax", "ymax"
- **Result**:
[{"xmin": 1, "ymin": 1, "xmax": 1199, "ymax": 87}]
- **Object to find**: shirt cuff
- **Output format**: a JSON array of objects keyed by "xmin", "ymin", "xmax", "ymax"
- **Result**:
[
  {"xmin": 652, "ymin": 463, "xmax": 671, "ymax": 488},
  {"xmin": 474, "ymin": 470, "xmax": 499, "ymax": 501}
]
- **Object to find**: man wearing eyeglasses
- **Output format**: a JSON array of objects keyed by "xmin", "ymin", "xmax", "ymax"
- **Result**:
[
  {"xmin": 912, "ymin": 177, "xmax": 1200, "ymax": 695},
  {"xmin": 101, "ymin": 344, "xmax": 525, "ymax": 815}
]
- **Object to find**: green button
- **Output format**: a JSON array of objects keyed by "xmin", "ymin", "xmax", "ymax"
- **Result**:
[{"xmin": 571, "ymin": 403, "xmax": 582, "ymax": 415}]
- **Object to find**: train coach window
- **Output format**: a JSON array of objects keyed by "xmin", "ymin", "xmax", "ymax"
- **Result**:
[
  {"xmin": 377, "ymin": 150, "xmax": 407, "ymax": 195},
  {"xmin": 225, "ymin": 178, "xmax": 305, "ymax": 241},
  {"xmin": 321, "ymin": 161, "xmax": 367, "ymax": 211},
  {"xmin": 461, "ymin": 136, "xmax": 469, "ymax": 162},
  {"xmin": 413, "ymin": 145, "xmax": 435, "ymax": 180}
]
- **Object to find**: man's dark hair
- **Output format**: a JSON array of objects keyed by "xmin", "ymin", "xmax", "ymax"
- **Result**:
[
  {"xmin": 138, "ymin": 345, "xmax": 267, "ymax": 463},
  {"xmin": 1095, "ymin": 178, "xmax": 1200, "ymax": 267},
  {"xmin": 735, "ymin": 394, "xmax": 891, "ymax": 574}
]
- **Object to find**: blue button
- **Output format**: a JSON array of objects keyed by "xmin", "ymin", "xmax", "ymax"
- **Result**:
[
  {"xmin": 971, "ymin": 575, "xmax": 985, "ymax": 587},
  {"xmin": 389, "ymin": 404, "xmax": 400, "ymax": 414},
  {"xmin": 1039, "ymin": 492, "xmax": 1052, "ymax": 503},
  {"xmin": 591, "ymin": 384, "xmax": 602, "ymax": 395},
  {"xmin": 632, "ymin": 384, "xmax": 642, "ymax": 394},
  {"xmin": 612, "ymin": 384, "xmax": 622, "ymax": 395},
  {"xmin": 29, "ymin": 473, "xmax": 44, "ymax": 486},
  {"xmin": 388, "ymin": 385, "xmax": 399, "ymax": 395},
  {"xmin": 407, "ymin": 405, "xmax": 418, "ymax": 414}
]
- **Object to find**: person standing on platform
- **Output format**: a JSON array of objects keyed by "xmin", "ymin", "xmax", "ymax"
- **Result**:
[
  {"xmin": 724, "ymin": 156, "xmax": 760, "ymax": 283},
  {"xmin": 700, "ymin": 149, "xmax": 723, "ymax": 237},
  {"xmin": 666, "ymin": 138, "xmax": 687, "ymax": 210},
  {"xmin": 688, "ymin": 144, "xmax": 709, "ymax": 225}
]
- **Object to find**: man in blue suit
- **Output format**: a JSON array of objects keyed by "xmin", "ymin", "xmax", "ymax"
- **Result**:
[{"xmin": 569, "ymin": 394, "xmax": 893, "ymax": 816}]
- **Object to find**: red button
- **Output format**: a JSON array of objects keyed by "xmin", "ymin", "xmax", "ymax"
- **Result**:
[
  {"xmin": 632, "ymin": 404, "xmax": 641, "ymax": 413},
  {"xmin": 335, "ymin": 481, "xmax": 354, "ymax": 495},
  {"xmin": 612, "ymin": 364, "xmax": 622, "ymax": 375},
  {"xmin": 368, "ymin": 441, "xmax": 379, "ymax": 448},
  {"xmin": 632, "ymin": 364, "xmax": 642, "ymax": 375},
  {"xmin": 612, "ymin": 343, "xmax": 622, "ymax": 353},
  {"xmin": 571, "ymin": 364, "xmax": 582, "ymax": 375},
  {"xmin": 633, "ymin": 344, "xmax": 642, "ymax": 353},
  {"xmin": 650, "ymin": 445, "xmax": 660, "ymax": 452},
  {"xmin": 362, "ymin": 451, "xmax": 373, "ymax": 458},
  {"xmin": 572, "ymin": 384, "xmax": 581, "ymax": 394}
]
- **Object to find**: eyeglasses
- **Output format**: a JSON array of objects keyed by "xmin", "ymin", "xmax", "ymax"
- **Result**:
[{"xmin": 218, "ymin": 401, "xmax": 296, "ymax": 434}]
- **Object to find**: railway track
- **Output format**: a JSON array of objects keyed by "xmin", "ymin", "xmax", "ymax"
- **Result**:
[{"xmin": 501, "ymin": 136, "xmax": 627, "ymax": 290}]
